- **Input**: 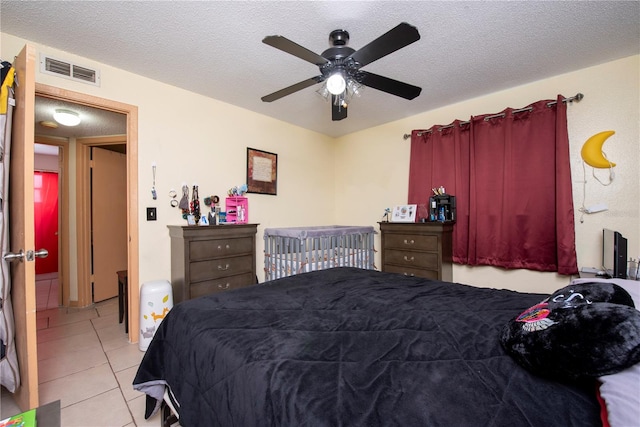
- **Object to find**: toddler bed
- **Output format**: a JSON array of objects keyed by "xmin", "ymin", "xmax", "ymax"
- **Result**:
[
  {"xmin": 263, "ymin": 226, "xmax": 376, "ymax": 280},
  {"xmin": 133, "ymin": 268, "xmax": 640, "ymax": 427}
]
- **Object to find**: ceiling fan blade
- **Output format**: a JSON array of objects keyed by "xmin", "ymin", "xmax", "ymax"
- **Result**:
[
  {"xmin": 348, "ymin": 22, "xmax": 420, "ymax": 67},
  {"xmin": 332, "ymin": 95, "xmax": 347, "ymax": 121},
  {"xmin": 359, "ymin": 71, "xmax": 422, "ymax": 100},
  {"xmin": 261, "ymin": 76, "xmax": 324, "ymax": 102},
  {"xmin": 263, "ymin": 35, "xmax": 329, "ymax": 66}
]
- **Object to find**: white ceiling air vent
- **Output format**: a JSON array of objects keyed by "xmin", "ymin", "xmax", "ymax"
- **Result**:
[{"xmin": 40, "ymin": 54, "xmax": 101, "ymax": 86}]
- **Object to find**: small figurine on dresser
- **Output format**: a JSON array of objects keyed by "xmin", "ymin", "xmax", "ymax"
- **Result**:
[
  {"xmin": 205, "ymin": 195, "xmax": 220, "ymax": 225},
  {"xmin": 191, "ymin": 184, "xmax": 201, "ymax": 224},
  {"xmin": 382, "ymin": 208, "xmax": 391, "ymax": 222}
]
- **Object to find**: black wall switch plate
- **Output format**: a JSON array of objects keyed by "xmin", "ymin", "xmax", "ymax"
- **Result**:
[{"xmin": 146, "ymin": 207, "xmax": 157, "ymax": 221}]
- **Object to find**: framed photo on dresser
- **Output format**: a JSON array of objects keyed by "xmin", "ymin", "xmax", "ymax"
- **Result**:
[{"xmin": 391, "ymin": 204, "xmax": 417, "ymax": 222}]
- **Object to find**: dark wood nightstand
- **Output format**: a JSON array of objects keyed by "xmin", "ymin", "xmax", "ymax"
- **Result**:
[{"xmin": 379, "ymin": 222, "xmax": 453, "ymax": 281}]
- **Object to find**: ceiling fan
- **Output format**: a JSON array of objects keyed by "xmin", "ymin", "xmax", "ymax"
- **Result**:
[{"xmin": 261, "ymin": 22, "xmax": 422, "ymax": 121}]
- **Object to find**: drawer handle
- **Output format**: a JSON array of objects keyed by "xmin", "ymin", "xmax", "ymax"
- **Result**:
[
  {"xmin": 403, "ymin": 272, "xmax": 415, "ymax": 277},
  {"xmin": 403, "ymin": 255, "xmax": 415, "ymax": 262},
  {"xmin": 217, "ymin": 264, "xmax": 230, "ymax": 271},
  {"xmin": 403, "ymin": 239, "xmax": 415, "ymax": 245},
  {"xmin": 218, "ymin": 283, "xmax": 230, "ymax": 290},
  {"xmin": 217, "ymin": 244, "xmax": 231, "ymax": 250}
]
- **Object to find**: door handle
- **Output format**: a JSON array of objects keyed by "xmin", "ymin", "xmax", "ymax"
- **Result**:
[
  {"xmin": 3, "ymin": 249, "xmax": 48, "ymax": 263},
  {"xmin": 3, "ymin": 249, "xmax": 25, "ymax": 262},
  {"xmin": 26, "ymin": 249, "xmax": 48, "ymax": 261},
  {"xmin": 34, "ymin": 249, "xmax": 49, "ymax": 258}
]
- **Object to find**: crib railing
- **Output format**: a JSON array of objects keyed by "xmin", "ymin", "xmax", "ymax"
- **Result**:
[{"xmin": 264, "ymin": 226, "xmax": 376, "ymax": 281}]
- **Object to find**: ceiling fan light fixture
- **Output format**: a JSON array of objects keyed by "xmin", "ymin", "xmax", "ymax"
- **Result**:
[
  {"xmin": 326, "ymin": 72, "xmax": 346, "ymax": 95},
  {"xmin": 347, "ymin": 79, "xmax": 363, "ymax": 97},
  {"xmin": 53, "ymin": 109, "xmax": 81, "ymax": 126},
  {"xmin": 315, "ymin": 84, "xmax": 330, "ymax": 101},
  {"xmin": 261, "ymin": 23, "xmax": 422, "ymax": 121}
]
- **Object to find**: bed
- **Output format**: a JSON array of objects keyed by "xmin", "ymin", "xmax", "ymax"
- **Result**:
[{"xmin": 133, "ymin": 268, "xmax": 640, "ymax": 427}]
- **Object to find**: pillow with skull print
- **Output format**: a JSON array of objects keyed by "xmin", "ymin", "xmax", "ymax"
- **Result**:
[{"xmin": 500, "ymin": 282, "xmax": 640, "ymax": 380}]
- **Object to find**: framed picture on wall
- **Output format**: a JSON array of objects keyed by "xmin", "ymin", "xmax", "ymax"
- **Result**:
[
  {"xmin": 391, "ymin": 204, "xmax": 417, "ymax": 223},
  {"xmin": 247, "ymin": 148, "xmax": 278, "ymax": 195}
]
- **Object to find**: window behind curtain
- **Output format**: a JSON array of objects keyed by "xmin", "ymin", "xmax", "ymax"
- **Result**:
[{"xmin": 408, "ymin": 96, "xmax": 578, "ymax": 275}]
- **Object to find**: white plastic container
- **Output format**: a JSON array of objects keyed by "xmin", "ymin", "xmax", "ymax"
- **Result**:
[{"xmin": 139, "ymin": 279, "xmax": 173, "ymax": 351}]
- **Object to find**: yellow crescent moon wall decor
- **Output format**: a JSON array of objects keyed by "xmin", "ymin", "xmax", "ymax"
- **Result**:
[{"xmin": 581, "ymin": 130, "xmax": 616, "ymax": 168}]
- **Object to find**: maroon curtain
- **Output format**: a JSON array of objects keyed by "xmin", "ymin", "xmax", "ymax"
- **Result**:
[
  {"xmin": 408, "ymin": 121, "xmax": 471, "ymax": 263},
  {"xmin": 408, "ymin": 96, "xmax": 578, "ymax": 274}
]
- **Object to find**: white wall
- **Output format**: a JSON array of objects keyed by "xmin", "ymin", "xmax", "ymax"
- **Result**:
[
  {"xmin": 3, "ymin": 32, "xmax": 638, "ymax": 297},
  {"xmin": 335, "ymin": 55, "xmax": 640, "ymax": 293},
  {"xmin": 2, "ymin": 33, "xmax": 336, "ymax": 296},
  {"xmin": 34, "ymin": 153, "xmax": 58, "ymax": 172}
]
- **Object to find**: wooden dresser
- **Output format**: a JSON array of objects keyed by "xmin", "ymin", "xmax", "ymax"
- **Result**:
[
  {"xmin": 168, "ymin": 224, "xmax": 258, "ymax": 303},
  {"xmin": 379, "ymin": 222, "xmax": 453, "ymax": 281}
]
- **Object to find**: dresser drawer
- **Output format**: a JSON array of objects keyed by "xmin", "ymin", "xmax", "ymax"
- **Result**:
[
  {"xmin": 385, "ymin": 249, "xmax": 438, "ymax": 270},
  {"xmin": 189, "ymin": 237, "xmax": 253, "ymax": 261},
  {"xmin": 384, "ymin": 233, "xmax": 438, "ymax": 252},
  {"xmin": 169, "ymin": 224, "xmax": 258, "ymax": 303},
  {"xmin": 379, "ymin": 222, "xmax": 453, "ymax": 283},
  {"xmin": 190, "ymin": 254, "xmax": 254, "ymax": 282},
  {"xmin": 383, "ymin": 264, "xmax": 440, "ymax": 280},
  {"xmin": 190, "ymin": 272, "xmax": 255, "ymax": 299}
]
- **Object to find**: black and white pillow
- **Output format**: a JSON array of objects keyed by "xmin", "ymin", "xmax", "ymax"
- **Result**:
[{"xmin": 500, "ymin": 282, "xmax": 640, "ymax": 380}]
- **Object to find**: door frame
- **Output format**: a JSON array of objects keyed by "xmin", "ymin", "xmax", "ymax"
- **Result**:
[{"xmin": 35, "ymin": 83, "xmax": 140, "ymax": 343}]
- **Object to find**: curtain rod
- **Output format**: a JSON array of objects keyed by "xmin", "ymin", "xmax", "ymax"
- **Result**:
[{"xmin": 402, "ymin": 93, "xmax": 584, "ymax": 140}]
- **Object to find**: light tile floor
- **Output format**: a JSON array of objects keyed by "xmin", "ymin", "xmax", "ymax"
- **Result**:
[{"xmin": 0, "ymin": 274, "xmax": 161, "ymax": 426}]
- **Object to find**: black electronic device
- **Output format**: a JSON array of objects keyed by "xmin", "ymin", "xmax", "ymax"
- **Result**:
[
  {"xmin": 428, "ymin": 195, "xmax": 456, "ymax": 223},
  {"xmin": 602, "ymin": 228, "xmax": 627, "ymax": 279}
]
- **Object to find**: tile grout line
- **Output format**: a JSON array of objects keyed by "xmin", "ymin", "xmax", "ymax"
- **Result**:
[
  {"xmin": 37, "ymin": 309, "xmax": 105, "ymax": 386},
  {"xmin": 91, "ymin": 308, "xmax": 140, "ymax": 426}
]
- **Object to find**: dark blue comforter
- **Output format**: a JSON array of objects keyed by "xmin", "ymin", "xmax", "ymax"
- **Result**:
[{"xmin": 133, "ymin": 267, "xmax": 600, "ymax": 426}]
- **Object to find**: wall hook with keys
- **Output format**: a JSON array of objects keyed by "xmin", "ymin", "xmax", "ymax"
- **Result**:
[{"xmin": 151, "ymin": 162, "xmax": 157, "ymax": 200}]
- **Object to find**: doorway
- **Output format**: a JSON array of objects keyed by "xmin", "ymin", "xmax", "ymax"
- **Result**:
[
  {"xmin": 33, "ymin": 137, "xmax": 68, "ymax": 308},
  {"xmin": 34, "ymin": 84, "xmax": 140, "ymax": 343},
  {"xmin": 33, "ymin": 144, "xmax": 62, "ymax": 311}
]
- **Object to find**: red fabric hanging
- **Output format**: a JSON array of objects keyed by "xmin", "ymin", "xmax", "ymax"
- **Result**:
[
  {"xmin": 408, "ymin": 96, "xmax": 578, "ymax": 275},
  {"xmin": 408, "ymin": 121, "xmax": 471, "ymax": 264},
  {"xmin": 34, "ymin": 171, "xmax": 59, "ymax": 275}
]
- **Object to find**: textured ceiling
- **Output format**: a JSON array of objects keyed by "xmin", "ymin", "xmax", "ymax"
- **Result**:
[
  {"xmin": 2, "ymin": 1, "xmax": 639, "ymax": 138},
  {"xmin": 35, "ymin": 96, "xmax": 126, "ymax": 139}
]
